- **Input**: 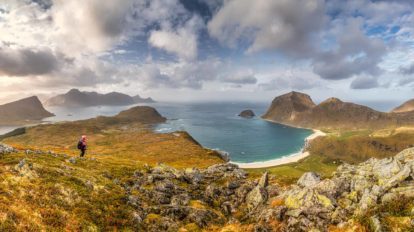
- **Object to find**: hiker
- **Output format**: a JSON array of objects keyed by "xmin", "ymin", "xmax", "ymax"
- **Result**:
[{"xmin": 77, "ymin": 135, "xmax": 87, "ymax": 157}]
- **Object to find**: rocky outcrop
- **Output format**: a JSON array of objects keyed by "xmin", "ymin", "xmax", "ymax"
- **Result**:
[
  {"xmin": 238, "ymin": 109, "xmax": 255, "ymax": 118},
  {"xmin": 113, "ymin": 106, "xmax": 166, "ymax": 124},
  {"xmin": 0, "ymin": 96, "xmax": 54, "ymax": 125},
  {"xmin": 262, "ymin": 91, "xmax": 414, "ymax": 130}
]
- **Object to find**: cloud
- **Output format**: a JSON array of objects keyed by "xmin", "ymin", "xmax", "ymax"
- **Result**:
[
  {"xmin": 207, "ymin": 0, "xmax": 325, "ymax": 56},
  {"xmin": 312, "ymin": 18, "xmax": 386, "ymax": 80},
  {"xmin": 0, "ymin": 47, "xmax": 60, "ymax": 76},
  {"xmin": 219, "ymin": 70, "xmax": 257, "ymax": 85},
  {"xmin": 350, "ymin": 76, "xmax": 379, "ymax": 89},
  {"xmin": 258, "ymin": 70, "xmax": 320, "ymax": 91},
  {"xmin": 400, "ymin": 63, "xmax": 414, "ymax": 75},
  {"xmin": 148, "ymin": 15, "xmax": 203, "ymax": 60}
]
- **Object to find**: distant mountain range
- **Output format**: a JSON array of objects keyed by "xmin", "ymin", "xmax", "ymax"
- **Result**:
[
  {"xmin": 262, "ymin": 91, "xmax": 414, "ymax": 130},
  {"xmin": 0, "ymin": 96, "xmax": 54, "ymax": 125},
  {"xmin": 45, "ymin": 89, "xmax": 155, "ymax": 107}
]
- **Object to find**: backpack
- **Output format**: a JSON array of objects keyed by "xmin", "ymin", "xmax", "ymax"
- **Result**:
[{"xmin": 77, "ymin": 141, "xmax": 83, "ymax": 150}]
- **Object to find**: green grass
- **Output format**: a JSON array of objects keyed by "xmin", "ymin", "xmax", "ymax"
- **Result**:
[{"xmin": 247, "ymin": 154, "xmax": 339, "ymax": 185}]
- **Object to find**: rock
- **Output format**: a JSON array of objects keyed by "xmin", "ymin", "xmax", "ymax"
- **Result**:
[
  {"xmin": 68, "ymin": 157, "xmax": 77, "ymax": 164},
  {"xmin": 246, "ymin": 186, "xmax": 268, "ymax": 210},
  {"xmin": 238, "ymin": 109, "xmax": 255, "ymax": 118},
  {"xmin": 369, "ymin": 215, "xmax": 382, "ymax": 232},
  {"xmin": 381, "ymin": 164, "xmax": 411, "ymax": 190},
  {"xmin": 284, "ymin": 188, "xmax": 334, "ymax": 210},
  {"xmin": 14, "ymin": 159, "xmax": 37, "ymax": 179},
  {"xmin": 171, "ymin": 194, "xmax": 190, "ymax": 206},
  {"xmin": 258, "ymin": 171, "xmax": 269, "ymax": 188},
  {"xmin": 297, "ymin": 172, "xmax": 321, "ymax": 188},
  {"xmin": 184, "ymin": 168, "xmax": 203, "ymax": 184},
  {"xmin": 373, "ymin": 157, "xmax": 402, "ymax": 180},
  {"xmin": 187, "ymin": 209, "xmax": 220, "ymax": 228},
  {"xmin": 0, "ymin": 143, "xmax": 16, "ymax": 154},
  {"xmin": 395, "ymin": 147, "xmax": 414, "ymax": 163}
]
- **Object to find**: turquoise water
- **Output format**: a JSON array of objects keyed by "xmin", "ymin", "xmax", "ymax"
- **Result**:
[
  {"xmin": 154, "ymin": 102, "xmax": 312, "ymax": 163},
  {"xmin": 0, "ymin": 102, "xmax": 312, "ymax": 163}
]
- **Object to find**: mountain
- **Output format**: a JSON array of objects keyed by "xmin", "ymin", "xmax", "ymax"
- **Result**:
[
  {"xmin": 391, "ymin": 99, "xmax": 414, "ymax": 113},
  {"xmin": 132, "ymin": 94, "xmax": 156, "ymax": 103},
  {"xmin": 0, "ymin": 96, "xmax": 54, "ymax": 125},
  {"xmin": 262, "ymin": 91, "xmax": 414, "ymax": 130},
  {"xmin": 45, "ymin": 89, "xmax": 155, "ymax": 107}
]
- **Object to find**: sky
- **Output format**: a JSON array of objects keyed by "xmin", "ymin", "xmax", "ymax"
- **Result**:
[{"xmin": 0, "ymin": 0, "xmax": 414, "ymax": 108}]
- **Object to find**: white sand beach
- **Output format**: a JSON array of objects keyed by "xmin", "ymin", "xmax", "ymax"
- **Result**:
[{"xmin": 232, "ymin": 129, "xmax": 326, "ymax": 169}]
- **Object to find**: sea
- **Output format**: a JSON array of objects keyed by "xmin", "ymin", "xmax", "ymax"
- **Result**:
[
  {"xmin": 0, "ymin": 102, "xmax": 315, "ymax": 164},
  {"xmin": 0, "ymin": 100, "xmax": 400, "ymax": 163}
]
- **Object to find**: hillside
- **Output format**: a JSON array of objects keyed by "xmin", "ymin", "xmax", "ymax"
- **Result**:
[
  {"xmin": 262, "ymin": 91, "xmax": 414, "ymax": 130},
  {"xmin": 0, "ymin": 96, "xmax": 54, "ymax": 125},
  {"xmin": 45, "ymin": 89, "xmax": 155, "ymax": 107},
  {"xmin": 392, "ymin": 99, "xmax": 414, "ymax": 113},
  {"xmin": 0, "ymin": 142, "xmax": 413, "ymax": 231}
]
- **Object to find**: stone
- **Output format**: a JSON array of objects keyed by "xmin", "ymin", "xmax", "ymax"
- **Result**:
[
  {"xmin": 284, "ymin": 188, "xmax": 334, "ymax": 210},
  {"xmin": 381, "ymin": 164, "xmax": 411, "ymax": 190},
  {"xmin": 369, "ymin": 215, "xmax": 382, "ymax": 232},
  {"xmin": 258, "ymin": 171, "xmax": 269, "ymax": 188},
  {"xmin": 68, "ymin": 157, "xmax": 77, "ymax": 164},
  {"xmin": 246, "ymin": 186, "xmax": 268, "ymax": 210},
  {"xmin": 0, "ymin": 143, "xmax": 16, "ymax": 154},
  {"xmin": 297, "ymin": 172, "xmax": 321, "ymax": 188},
  {"xmin": 373, "ymin": 157, "xmax": 402, "ymax": 180},
  {"xmin": 171, "ymin": 194, "xmax": 190, "ymax": 206}
]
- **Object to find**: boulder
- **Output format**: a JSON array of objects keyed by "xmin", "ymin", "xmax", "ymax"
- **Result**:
[
  {"xmin": 258, "ymin": 171, "xmax": 269, "ymax": 188},
  {"xmin": 297, "ymin": 172, "xmax": 321, "ymax": 188},
  {"xmin": 0, "ymin": 143, "xmax": 16, "ymax": 154},
  {"xmin": 246, "ymin": 186, "xmax": 268, "ymax": 210},
  {"xmin": 284, "ymin": 188, "xmax": 334, "ymax": 210},
  {"xmin": 238, "ymin": 109, "xmax": 255, "ymax": 118}
]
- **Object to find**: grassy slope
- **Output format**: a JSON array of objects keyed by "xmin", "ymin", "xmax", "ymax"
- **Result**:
[
  {"xmin": 0, "ymin": 117, "xmax": 223, "ymax": 230},
  {"xmin": 309, "ymin": 128, "xmax": 414, "ymax": 164}
]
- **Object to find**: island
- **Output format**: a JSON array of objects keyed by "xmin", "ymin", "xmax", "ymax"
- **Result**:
[
  {"xmin": 0, "ymin": 96, "xmax": 54, "ymax": 126},
  {"xmin": 45, "ymin": 88, "xmax": 155, "ymax": 107},
  {"xmin": 238, "ymin": 109, "xmax": 255, "ymax": 118}
]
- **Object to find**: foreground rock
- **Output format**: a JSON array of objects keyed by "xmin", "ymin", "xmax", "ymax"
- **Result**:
[
  {"xmin": 125, "ymin": 148, "xmax": 414, "ymax": 231},
  {"xmin": 238, "ymin": 109, "xmax": 255, "ymax": 118}
]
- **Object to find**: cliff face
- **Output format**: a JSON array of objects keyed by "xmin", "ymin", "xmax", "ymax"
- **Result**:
[
  {"xmin": 262, "ymin": 91, "xmax": 414, "ymax": 130},
  {"xmin": 392, "ymin": 99, "xmax": 414, "ymax": 113},
  {"xmin": 0, "ymin": 96, "xmax": 54, "ymax": 125},
  {"xmin": 45, "ymin": 89, "xmax": 155, "ymax": 107}
]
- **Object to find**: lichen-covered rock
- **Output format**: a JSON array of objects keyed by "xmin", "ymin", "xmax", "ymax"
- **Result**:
[
  {"xmin": 284, "ymin": 188, "xmax": 334, "ymax": 210},
  {"xmin": 297, "ymin": 172, "xmax": 321, "ymax": 188},
  {"xmin": 246, "ymin": 186, "xmax": 268, "ymax": 210},
  {"xmin": 0, "ymin": 143, "xmax": 16, "ymax": 154}
]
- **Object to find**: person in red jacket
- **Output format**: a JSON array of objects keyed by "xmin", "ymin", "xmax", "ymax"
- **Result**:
[{"xmin": 77, "ymin": 135, "xmax": 87, "ymax": 157}]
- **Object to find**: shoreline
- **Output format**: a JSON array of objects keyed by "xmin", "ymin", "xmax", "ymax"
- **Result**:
[{"xmin": 231, "ymin": 125, "xmax": 326, "ymax": 169}]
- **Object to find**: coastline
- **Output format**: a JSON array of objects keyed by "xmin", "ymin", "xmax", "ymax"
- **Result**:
[{"xmin": 231, "ymin": 127, "xmax": 326, "ymax": 169}]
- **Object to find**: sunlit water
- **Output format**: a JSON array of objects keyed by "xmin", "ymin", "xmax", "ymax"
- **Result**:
[{"xmin": 0, "ymin": 102, "xmax": 312, "ymax": 163}]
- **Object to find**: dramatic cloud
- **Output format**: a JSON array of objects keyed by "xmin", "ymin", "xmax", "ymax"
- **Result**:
[
  {"xmin": 148, "ymin": 15, "xmax": 203, "ymax": 60},
  {"xmin": 207, "ymin": 0, "xmax": 325, "ymax": 56},
  {"xmin": 400, "ymin": 63, "xmax": 414, "ymax": 75},
  {"xmin": 0, "ymin": 47, "xmax": 60, "ymax": 76},
  {"xmin": 313, "ymin": 19, "xmax": 386, "ymax": 80},
  {"xmin": 350, "ymin": 76, "xmax": 380, "ymax": 89},
  {"xmin": 220, "ymin": 71, "xmax": 257, "ymax": 85}
]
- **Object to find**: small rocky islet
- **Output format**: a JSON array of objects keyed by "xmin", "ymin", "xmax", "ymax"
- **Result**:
[{"xmin": 238, "ymin": 109, "xmax": 256, "ymax": 118}]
